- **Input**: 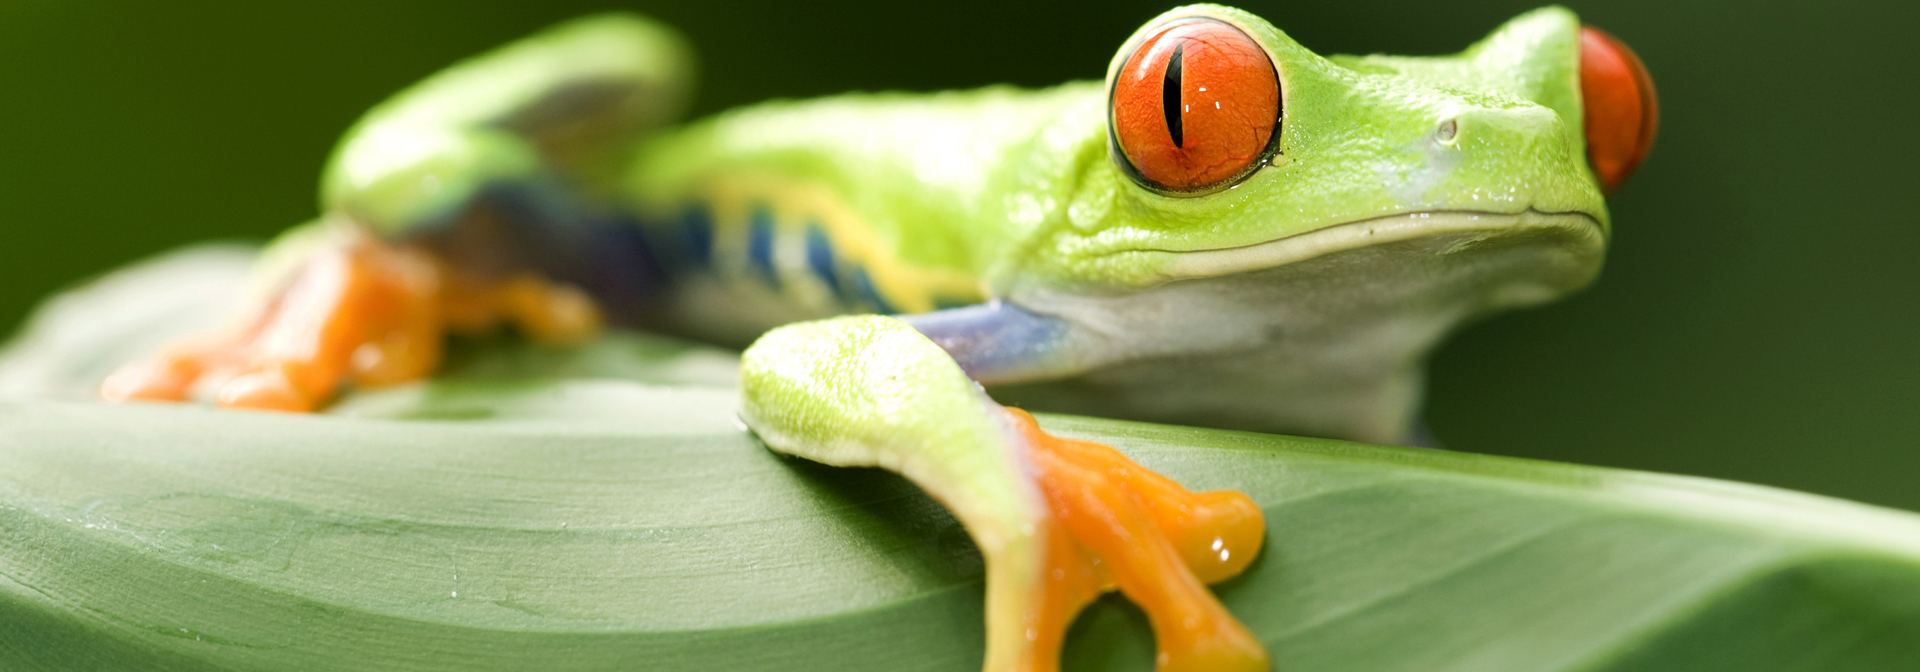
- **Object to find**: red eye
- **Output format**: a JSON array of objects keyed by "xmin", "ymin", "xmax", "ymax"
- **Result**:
[
  {"xmin": 1579, "ymin": 26, "xmax": 1658, "ymax": 193},
  {"xmin": 1111, "ymin": 19, "xmax": 1281, "ymax": 193}
]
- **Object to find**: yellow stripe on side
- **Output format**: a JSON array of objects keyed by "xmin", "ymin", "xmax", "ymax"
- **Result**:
[{"xmin": 695, "ymin": 173, "xmax": 986, "ymax": 314}]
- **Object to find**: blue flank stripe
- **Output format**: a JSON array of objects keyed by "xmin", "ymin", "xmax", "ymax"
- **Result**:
[
  {"xmin": 747, "ymin": 207, "xmax": 778, "ymax": 285},
  {"xmin": 805, "ymin": 225, "xmax": 842, "ymax": 296},
  {"xmin": 847, "ymin": 266, "xmax": 897, "ymax": 314},
  {"xmin": 679, "ymin": 203, "xmax": 713, "ymax": 267},
  {"xmin": 900, "ymin": 300, "xmax": 1066, "ymax": 382}
]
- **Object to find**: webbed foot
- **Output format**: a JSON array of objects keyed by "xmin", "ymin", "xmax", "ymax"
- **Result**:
[
  {"xmin": 101, "ymin": 226, "xmax": 600, "ymax": 411},
  {"xmin": 741, "ymin": 315, "xmax": 1268, "ymax": 672},
  {"xmin": 1013, "ymin": 408, "xmax": 1268, "ymax": 672}
]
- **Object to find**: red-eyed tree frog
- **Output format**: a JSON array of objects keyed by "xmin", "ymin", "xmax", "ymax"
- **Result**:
[{"xmin": 100, "ymin": 4, "xmax": 1656, "ymax": 671}]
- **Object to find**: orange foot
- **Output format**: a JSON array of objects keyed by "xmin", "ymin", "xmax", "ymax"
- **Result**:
[
  {"xmin": 100, "ymin": 227, "xmax": 601, "ymax": 412},
  {"xmin": 1009, "ymin": 408, "xmax": 1270, "ymax": 672}
]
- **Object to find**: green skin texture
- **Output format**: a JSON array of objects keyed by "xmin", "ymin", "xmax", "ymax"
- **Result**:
[
  {"xmin": 290, "ymin": 4, "xmax": 1612, "ymax": 670},
  {"xmin": 625, "ymin": 6, "xmax": 1603, "ymax": 292}
]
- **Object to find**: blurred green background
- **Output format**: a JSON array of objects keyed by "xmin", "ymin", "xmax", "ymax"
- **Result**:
[{"xmin": 3, "ymin": 0, "xmax": 1916, "ymax": 511}]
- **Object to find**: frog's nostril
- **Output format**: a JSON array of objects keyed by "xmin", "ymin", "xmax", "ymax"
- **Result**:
[{"xmin": 1434, "ymin": 117, "xmax": 1459, "ymax": 144}]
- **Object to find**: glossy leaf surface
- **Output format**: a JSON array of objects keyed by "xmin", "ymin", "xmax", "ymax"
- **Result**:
[{"xmin": 2, "ymin": 247, "xmax": 1918, "ymax": 671}]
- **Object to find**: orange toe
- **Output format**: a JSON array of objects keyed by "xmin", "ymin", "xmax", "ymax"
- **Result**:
[
  {"xmin": 1005, "ymin": 408, "xmax": 1270, "ymax": 672},
  {"xmin": 216, "ymin": 364, "xmax": 316, "ymax": 412},
  {"xmin": 502, "ymin": 275, "xmax": 602, "ymax": 344},
  {"xmin": 102, "ymin": 227, "xmax": 607, "ymax": 413},
  {"xmin": 441, "ymin": 269, "xmax": 604, "ymax": 344},
  {"xmin": 99, "ymin": 356, "xmax": 201, "ymax": 402},
  {"xmin": 101, "ymin": 230, "xmax": 444, "ymax": 412}
]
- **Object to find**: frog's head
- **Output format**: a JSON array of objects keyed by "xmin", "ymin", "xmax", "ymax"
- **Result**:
[
  {"xmin": 1000, "ymin": 5, "xmax": 1656, "ymax": 442},
  {"xmin": 1024, "ymin": 3, "xmax": 1655, "ymax": 295}
]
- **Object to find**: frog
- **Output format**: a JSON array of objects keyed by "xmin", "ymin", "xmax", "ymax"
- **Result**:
[{"xmin": 98, "ymin": 4, "xmax": 1656, "ymax": 671}]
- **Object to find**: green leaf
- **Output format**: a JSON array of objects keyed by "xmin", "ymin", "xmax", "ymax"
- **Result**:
[{"xmin": 3, "ymin": 247, "xmax": 1918, "ymax": 671}]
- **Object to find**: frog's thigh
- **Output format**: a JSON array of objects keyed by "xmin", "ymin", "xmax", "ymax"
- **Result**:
[{"xmin": 740, "ymin": 316, "xmax": 1269, "ymax": 672}]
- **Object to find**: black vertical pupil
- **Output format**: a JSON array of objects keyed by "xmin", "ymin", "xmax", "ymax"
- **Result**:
[{"xmin": 1162, "ymin": 43, "xmax": 1185, "ymax": 148}]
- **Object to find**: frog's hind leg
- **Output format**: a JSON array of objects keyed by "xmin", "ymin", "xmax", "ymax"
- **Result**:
[
  {"xmin": 101, "ymin": 226, "xmax": 433, "ymax": 410},
  {"xmin": 101, "ymin": 224, "xmax": 599, "ymax": 411},
  {"xmin": 741, "ymin": 316, "xmax": 1268, "ymax": 672},
  {"xmin": 102, "ymin": 14, "xmax": 688, "ymax": 411}
]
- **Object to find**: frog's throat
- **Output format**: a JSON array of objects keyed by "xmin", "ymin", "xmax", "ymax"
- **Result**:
[{"xmin": 1155, "ymin": 209, "xmax": 1605, "ymax": 282}]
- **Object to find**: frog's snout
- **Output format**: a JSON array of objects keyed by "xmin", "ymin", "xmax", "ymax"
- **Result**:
[
  {"xmin": 1388, "ymin": 103, "xmax": 1573, "ymax": 210},
  {"xmin": 1441, "ymin": 105, "xmax": 1563, "ymax": 153}
]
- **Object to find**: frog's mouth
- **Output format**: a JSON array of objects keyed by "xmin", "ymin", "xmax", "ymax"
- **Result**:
[
  {"xmin": 1155, "ymin": 209, "xmax": 1605, "ymax": 281},
  {"xmin": 997, "ymin": 208, "xmax": 1606, "ymax": 443}
]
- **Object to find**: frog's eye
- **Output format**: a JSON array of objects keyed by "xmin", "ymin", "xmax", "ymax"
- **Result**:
[
  {"xmin": 1579, "ymin": 26, "xmax": 1658, "ymax": 193},
  {"xmin": 1110, "ymin": 18, "xmax": 1281, "ymax": 194}
]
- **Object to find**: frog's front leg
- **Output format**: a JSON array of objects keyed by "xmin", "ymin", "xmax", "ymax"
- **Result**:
[{"xmin": 741, "ymin": 316, "xmax": 1269, "ymax": 672}]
